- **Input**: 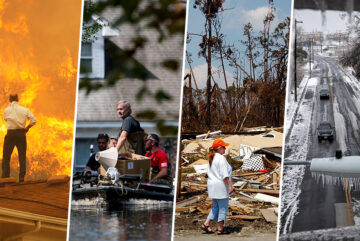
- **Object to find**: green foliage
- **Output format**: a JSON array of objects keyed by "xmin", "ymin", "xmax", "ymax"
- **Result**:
[
  {"xmin": 162, "ymin": 59, "xmax": 179, "ymax": 71},
  {"xmin": 82, "ymin": 1, "xmax": 105, "ymax": 43},
  {"xmin": 155, "ymin": 90, "xmax": 172, "ymax": 103},
  {"xmin": 79, "ymin": 1, "xmax": 184, "ymax": 137},
  {"xmin": 131, "ymin": 36, "xmax": 148, "ymax": 48},
  {"xmin": 135, "ymin": 110, "xmax": 157, "ymax": 120},
  {"xmin": 157, "ymin": 120, "xmax": 178, "ymax": 136},
  {"xmin": 81, "ymin": 0, "xmax": 185, "ymax": 92},
  {"xmin": 135, "ymin": 86, "xmax": 149, "ymax": 101}
]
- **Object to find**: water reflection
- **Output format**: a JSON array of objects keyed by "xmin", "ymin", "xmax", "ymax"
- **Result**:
[{"xmin": 69, "ymin": 205, "xmax": 173, "ymax": 241}]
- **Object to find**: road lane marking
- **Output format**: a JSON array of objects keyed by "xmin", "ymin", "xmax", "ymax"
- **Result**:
[{"xmin": 323, "ymin": 105, "xmax": 327, "ymax": 121}]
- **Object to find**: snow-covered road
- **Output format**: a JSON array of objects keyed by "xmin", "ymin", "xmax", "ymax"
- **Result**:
[{"xmin": 280, "ymin": 55, "xmax": 360, "ymax": 234}]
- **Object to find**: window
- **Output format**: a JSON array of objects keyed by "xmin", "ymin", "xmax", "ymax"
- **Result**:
[{"xmin": 80, "ymin": 42, "xmax": 92, "ymax": 73}]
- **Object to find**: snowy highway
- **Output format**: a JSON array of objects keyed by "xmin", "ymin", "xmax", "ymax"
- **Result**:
[{"xmin": 281, "ymin": 55, "xmax": 360, "ymax": 233}]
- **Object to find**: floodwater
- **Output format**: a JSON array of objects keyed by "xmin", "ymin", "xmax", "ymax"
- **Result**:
[{"xmin": 69, "ymin": 202, "xmax": 173, "ymax": 241}]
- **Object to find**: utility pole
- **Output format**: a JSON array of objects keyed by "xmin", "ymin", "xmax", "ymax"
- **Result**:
[
  {"xmin": 309, "ymin": 39, "xmax": 312, "ymax": 78},
  {"xmin": 311, "ymin": 38, "xmax": 314, "ymax": 67},
  {"xmin": 206, "ymin": 0, "xmax": 212, "ymax": 129},
  {"xmin": 294, "ymin": 20, "xmax": 302, "ymax": 102},
  {"xmin": 320, "ymin": 33, "xmax": 323, "ymax": 54}
]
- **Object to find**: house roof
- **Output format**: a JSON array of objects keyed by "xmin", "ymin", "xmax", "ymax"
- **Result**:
[
  {"xmin": 0, "ymin": 178, "xmax": 70, "ymax": 219},
  {"xmin": 76, "ymin": 7, "xmax": 184, "ymax": 122}
]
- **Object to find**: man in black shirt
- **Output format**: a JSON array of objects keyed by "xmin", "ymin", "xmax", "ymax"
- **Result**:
[
  {"xmin": 85, "ymin": 133, "xmax": 109, "ymax": 172},
  {"xmin": 115, "ymin": 101, "xmax": 145, "ymax": 155}
]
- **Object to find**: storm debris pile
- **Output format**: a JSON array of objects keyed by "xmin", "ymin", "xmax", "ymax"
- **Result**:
[{"xmin": 176, "ymin": 131, "xmax": 282, "ymax": 230}]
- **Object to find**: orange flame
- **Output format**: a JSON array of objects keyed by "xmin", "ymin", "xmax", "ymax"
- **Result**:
[
  {"xmin": 58, "ymin": 48, "xmax": 78, "ymax": 81},
  {"xmin": 3, "ymin": 15, "xmax": 28, "ymax": 34},
  {"xmin": 0, "ymin": 0, "xmax": 81, "ymax": 180}
]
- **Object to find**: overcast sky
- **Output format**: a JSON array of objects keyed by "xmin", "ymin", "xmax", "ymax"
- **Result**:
[{"xmin": 294, "ymin": 9, "xmax": 356, "ymax": 34}]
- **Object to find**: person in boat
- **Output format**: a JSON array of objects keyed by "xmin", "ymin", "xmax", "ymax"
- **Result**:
[
  {"xmin": 144, "ymin": 133, "xmax": 172, "ymax": 187},
  {"xmin": 201, "ymin": 139, "xmax": 234, "ymax": 235},
  {"xmin": 2, "ymin": 94, "xmax": 36, "ymax": 182},
  {"xmin": 85, "ymin": 133, "xmax": 109, "ymax": 172},
  {"xmin": 115, "ymin": 100, "xmax": 145, "ymax": 155},
  {"xmin": 108, "ymin": 136, "xmax": 118, "ymax": 148}
]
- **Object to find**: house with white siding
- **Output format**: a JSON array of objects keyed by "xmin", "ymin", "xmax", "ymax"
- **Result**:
[{"xmin": 74, "ymin": 8, "xmax": 184, "ymax": 173}]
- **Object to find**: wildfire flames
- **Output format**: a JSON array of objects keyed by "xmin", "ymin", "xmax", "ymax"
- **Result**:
[{"xmin": 0, "ymin": 0, "xmax": 82, "ymax": 180}]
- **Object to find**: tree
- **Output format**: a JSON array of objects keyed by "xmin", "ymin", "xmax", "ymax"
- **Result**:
[
  {"xmin": 194, "ymin": 0, "xmax": 225, "ymax": 129},
  {"xmin": 80, "ymin": 0, "xmax": 186, "ymax": 93},
  {"xmin": 182, "ymin": 1, "xmax": 290, "ymax": 131},
  {"xmin": 341, "ymin": 14, "xmax": 360, "ymax": 78},
  {"xmin": 78, "ymin": 0, "xmax": 186, "ymax": 136},
  {"xmin": 296, "ymin": 47, "xmax": 308, "ymax": 62}
]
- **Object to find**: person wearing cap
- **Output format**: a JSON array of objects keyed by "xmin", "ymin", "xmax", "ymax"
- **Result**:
[
  {"xmin": 144, "ymin": 133, "xmax": 172, "ymax": 186},
  {"xmin": 201, "ymin": 139, "xmax": 234, "ymax": 235},
  {"xmin": 116, "ymin": 100, "xmax": 145, "ymax": 155},
  {"xmin": 2, "ymin": 94, "xmax": 36, "ymax": 182},
  {"xmin": 85, "ymin": 133, "xmax": 109, "ymax": 172}
]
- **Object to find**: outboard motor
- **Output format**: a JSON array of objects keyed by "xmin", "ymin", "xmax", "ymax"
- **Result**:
[
  {"xmin": 72, "ymin": 170, "xmax": 99, "ymax": 189},
  {"xmin": 83, "ymin": 170, "xmax": 99, "ymax": 185}
]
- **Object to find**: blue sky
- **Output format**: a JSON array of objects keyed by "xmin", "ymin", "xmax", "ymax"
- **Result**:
[{"xmin": 184, "ymin": 0, "xmax": 292, "ymax": 89}]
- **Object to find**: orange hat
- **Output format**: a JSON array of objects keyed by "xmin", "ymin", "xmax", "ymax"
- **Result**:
[{"xmin": 212, "ymin": 139, "xmax": 229, "ymax": 149}]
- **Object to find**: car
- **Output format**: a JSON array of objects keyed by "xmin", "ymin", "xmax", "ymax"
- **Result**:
[
  {"xmin": 317, "ymin": 122, "xmax": 334, "ymax": 142},
  {"xmin": 319, "ymin": 88, "xmax": 330, "ymax": 99}
]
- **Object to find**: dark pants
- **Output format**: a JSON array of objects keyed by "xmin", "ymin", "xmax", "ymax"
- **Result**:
[
  {"xmin": 2, "ymin": 129, "xmax": 27, "ymax": 181},
  {"xmin": 151, "ymin": 168, "xmax": 172, "ymax": 187},
  {"xmin": 151, "ymin": 177, "xmax": 172, "ymax": 187}
]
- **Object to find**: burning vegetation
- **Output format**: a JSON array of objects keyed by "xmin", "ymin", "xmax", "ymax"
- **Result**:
[{"xmin": 0, "ymin": 0, "xmax": 81, "ymax": 180}]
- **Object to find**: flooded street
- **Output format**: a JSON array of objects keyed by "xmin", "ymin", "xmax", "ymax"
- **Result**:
[{"xmin": 69, "ymin": 203, "xmax": 173, "ymax": 241}]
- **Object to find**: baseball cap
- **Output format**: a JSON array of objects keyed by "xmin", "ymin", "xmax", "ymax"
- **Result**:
[
  {"xmin": 212, "ymin": 139, "xmax": 229, "ymax": 149},
  {"xmin": 97, "ymin": 133, "xmax": 109, "ymax": 141},
  {"xmin": 145, "ymin": 134, "xmax": 159, "ymax": 144}
]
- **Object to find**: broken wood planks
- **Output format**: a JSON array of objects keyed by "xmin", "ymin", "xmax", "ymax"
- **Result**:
[
  {"xmin": 255, "ymin": 175, "xmax": 268, "ymax": 182},
  {"xmin": 254, "ymin": 193, "xmax": 279, "ymax": 204},
  {"xmin": 197, "ymin": 207, "xmax": 211, "ymax": 214},
  {"xmin": 263, "ymin": 156, "xmax": 274, "ymax": 167},
  {"xmin": 176, "ymin": 206, "xmax": 198, "ymax": 213},
  {"xmin": 182, "ymin": 182, "xmax": 207, "ymax": 188},
  {"xmin": 272, "ymin": 173, "xmax": 278, "ymax": 190},
  {"xmin": 204, "ymin": 131, "xmax": 211, "ymax": 139},
  {"xmin": 176, "ymin": 196, "xmax": 200, "ymax": 208},
  {"xmin": 229, "ymin": 215, "xmax": 263, "ymax": 220},
  {"xmin": 260, "ymin": 209, "xmax": 278, "ymax": 223},
  {"xmin": 176, "ymin": 207, "xmax": 191, "ymax": 212},
  {"xmin": 239, "ymin": 182, "xmax": 248, "ymax": 190},
  {"xmin": 239, "ymin": 189, "xmax": 279, "ymax": 195},
  {"xmin": 233, "ymin": 172, "xmax": 264, "ymax": 177}
]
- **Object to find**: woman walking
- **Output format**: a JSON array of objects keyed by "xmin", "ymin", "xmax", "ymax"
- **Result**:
[{"xmin": 201, "ymin": 139, "xmax": 234, "ymax": 235}]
